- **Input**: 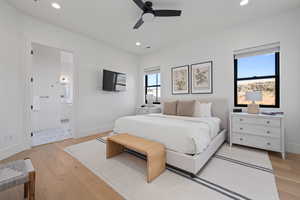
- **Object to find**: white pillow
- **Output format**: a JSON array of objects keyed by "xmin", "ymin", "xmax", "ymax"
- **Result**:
[{"xmin": 194, "ymin": 101, "xmax": 212, "ymax": 118}]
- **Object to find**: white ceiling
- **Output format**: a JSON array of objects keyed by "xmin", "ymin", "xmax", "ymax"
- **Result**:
[{"xmin": 7, "ymin": 0, "xmax": 300, "ymax": 55}]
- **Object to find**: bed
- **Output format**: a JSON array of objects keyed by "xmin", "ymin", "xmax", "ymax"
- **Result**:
[{"xmin": 113, "ymin": 98, "xmax": 228, "ymax": 175}]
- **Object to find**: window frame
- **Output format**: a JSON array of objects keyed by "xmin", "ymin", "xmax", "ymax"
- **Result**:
[
  {"xmin": 234, "ymin": 52, "xmax": 280, "ymax": 108},
  {"xmin": 145, "ymin": 73, "xmax": 161, "ymax": 104}
]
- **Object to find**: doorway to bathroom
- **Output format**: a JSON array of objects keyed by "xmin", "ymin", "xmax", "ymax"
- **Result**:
[{"xmin": 30, "ymin": 43, "xmax": 74, "ymax": 146}]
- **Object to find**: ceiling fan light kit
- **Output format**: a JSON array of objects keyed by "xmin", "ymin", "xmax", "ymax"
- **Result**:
[
  {"xmin": 132, "ymin": 0, "xmax": 182, "ymax": 29},
  {"xmin": 240, "ymin": 0, "xmax": 249, "ymax": 6},
  {"xmin": 142, "ymin": 12, "xmax": 155, "ymax": 22}
]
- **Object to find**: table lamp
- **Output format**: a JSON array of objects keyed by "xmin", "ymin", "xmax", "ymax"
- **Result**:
[
  {"xmin": 246, "ymin": 91, "xmax": 262, "ymax": 114},
  {"xmin": 146, "ymin": 94, "xmax": 155, "ymax": 107}
]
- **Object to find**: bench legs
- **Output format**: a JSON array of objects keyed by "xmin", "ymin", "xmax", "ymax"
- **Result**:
[
  {"xmin": 106, "ymin": 140, "xmax": 124, "ymax": 158},
  {"xmin": 24, "ymin": 183, "xmax": 28, "ymax": 199},
  {"xmin": 147, "ymin": 147, "xmax": 166, "ymax": 183},
  {"xmin": 24, "ymin": 171, "xmax": 36, "ymax": 200}
]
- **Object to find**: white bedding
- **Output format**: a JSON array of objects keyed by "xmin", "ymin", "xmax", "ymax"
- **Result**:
[{"xmin": 113, "ymin": 114, "xmax": 221, "ymax": 155}]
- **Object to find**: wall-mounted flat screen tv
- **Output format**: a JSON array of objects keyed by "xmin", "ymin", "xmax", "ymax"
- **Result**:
[{"xmin": 102, "ymin": 69, "xmax": 126, "ymax": 92}]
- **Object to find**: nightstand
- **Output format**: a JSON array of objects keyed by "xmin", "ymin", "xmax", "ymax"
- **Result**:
[
  {"xmin": 136, "ymin": 106, "xmax": 161, "ymax": 115},
  {"xmin": 230, "ymin": 112, "xmax": 285, "ymax": 159}
]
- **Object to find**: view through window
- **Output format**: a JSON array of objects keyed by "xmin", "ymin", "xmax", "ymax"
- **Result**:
[
  {"xmin": 145, "ymin": 73, "xmax": 161, "ymax": 104},
  {"xmin": 234, "ymin": 52, "xmax": 280, "ymax": 107}
]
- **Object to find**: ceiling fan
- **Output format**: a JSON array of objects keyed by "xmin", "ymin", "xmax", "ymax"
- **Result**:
[{"xmin": 132, "ymin": 0, "xmax": 182, "ymax": 29}]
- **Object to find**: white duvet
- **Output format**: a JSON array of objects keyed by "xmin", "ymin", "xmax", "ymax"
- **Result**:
[{"xmin": 113, "ymin": 114, "xmax": 221, "ymax": 155}]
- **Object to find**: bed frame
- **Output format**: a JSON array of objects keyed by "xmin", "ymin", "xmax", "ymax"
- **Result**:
[
  {"xmin": 159, "ymin": 98, "xmax": 229, "ymax": 175},
  {"xmin": 117, "ymin": 98, "xmax": 229, "ymax": 176},
  {"xmin": 166, "ymin": 129, "xmax": 227, "ymax": 175}
]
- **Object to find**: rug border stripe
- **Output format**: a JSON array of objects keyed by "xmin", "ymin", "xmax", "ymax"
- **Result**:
[
  {"xmin": 167, "ymin": 167, "xmax": 242, "ymax": 200},
  {"xmin": 214, "ymin": 155, "xmax": 273, "ymax": 173},
  {"xmin": 194, "ymin": 176, "xmax": 252, "ymax": 200}
]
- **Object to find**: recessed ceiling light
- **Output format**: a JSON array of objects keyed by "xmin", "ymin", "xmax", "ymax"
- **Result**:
[
  {"xmin": 240, "ymin": 0, "xmax": 249, "ymax": 6},
  {"xmin": 136, "ymin": 42, "xmax": 141, "ymax": 46},
  {"xmin": 51, "ymin": 2, "xmax": 61, "ymax": 9}
]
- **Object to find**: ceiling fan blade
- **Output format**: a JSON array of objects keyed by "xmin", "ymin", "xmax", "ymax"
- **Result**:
[
  {"xmin": 133, "ymin": 18, "xmax": 144, "ymax": 29},
  {"xmin": 154, "ymin": 10, "xmax": 182, "ymax": 17},
  {"xmin": 132, "ymin": 0, "xmax": 146, "ymax": 10}
]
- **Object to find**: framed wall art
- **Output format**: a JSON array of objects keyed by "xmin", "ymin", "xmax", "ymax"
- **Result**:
[
  {"xmin": 191, "ymin": 61, "xmax": 213, "ymax": 94},
  {"xmin": 171, "ymin": 65, "xmax": 189, "ymax": 95}
]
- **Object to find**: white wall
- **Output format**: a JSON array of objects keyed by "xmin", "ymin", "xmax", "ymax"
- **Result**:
[
  {"xmin": 0, "ymin": 0, "xmax": 24, "ymax": 159},
  {"xmin": 0, "ymin": 0, "xmax": 139, "ymax": 160},
  {"xmin": 139, "ymin": 8, "xmax": 300, "ymax": 153}
]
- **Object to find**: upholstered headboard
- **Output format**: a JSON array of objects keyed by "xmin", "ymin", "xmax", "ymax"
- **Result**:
[
  {"xmin": 162, "ymin": 97, "xmax": 229, "ymax": 130},
  {"xmin": 196, "ymin": 98, "xmax": 229, "ymax": 130}
]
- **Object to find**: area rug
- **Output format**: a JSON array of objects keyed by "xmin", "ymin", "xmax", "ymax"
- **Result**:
[{"xmin": 65, "ymin": 137, "xmax": 279, "ymax": 200}]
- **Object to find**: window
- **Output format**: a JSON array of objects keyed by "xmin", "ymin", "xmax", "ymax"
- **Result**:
[
  {"xmin": 145, "ymin": 72, "xmax": 161, "ymax": 104},
  {"xmin": 234, "ymin": 50, "xmax": 280, "ymax": 108}
]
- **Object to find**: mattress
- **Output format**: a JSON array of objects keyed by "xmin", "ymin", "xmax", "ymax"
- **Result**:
[{"xmin": 113, "ymin": 114, "xmax": 221, "ymax": 155}]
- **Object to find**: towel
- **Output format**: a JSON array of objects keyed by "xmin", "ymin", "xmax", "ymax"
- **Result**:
[{"xmin": 33, "ymin": 96, "xmax": 40, "ymax": 111}]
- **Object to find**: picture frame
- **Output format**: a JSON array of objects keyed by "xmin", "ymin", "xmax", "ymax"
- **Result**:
[
  {"xmin": 191, "ymin": 61, "xmax": 213, "ymax": 94},
  {"xmin": 171, "ymin": 65, "xmax": 189, "ymax": 95}
]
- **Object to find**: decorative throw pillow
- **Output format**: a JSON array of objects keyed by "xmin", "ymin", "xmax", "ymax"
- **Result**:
[
  {"xmin": 163, "ymin": 101, "xmax": 177, "ymax": 115},
  {"xmin": 194, "ymin": 101, "xmax": 212, "ymax": 117},
  {"xmin": 177, "ymin": 100, "xmax": 196, "ymax": 117}
]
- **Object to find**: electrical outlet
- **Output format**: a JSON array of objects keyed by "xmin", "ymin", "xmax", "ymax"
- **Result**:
[
  {"xmin": 1, "ymin": 134, "xmax": 14, "ymax": 144},
  {"xmin": 4, "ymin": 135, "xmax": 9, "ymax": 142},
  {"xmin": 0, "ymin": 133, "xmax": 16, "ymax": 149}
]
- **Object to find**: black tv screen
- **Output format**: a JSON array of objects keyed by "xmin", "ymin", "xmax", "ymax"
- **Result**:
[{"xmin": 102, "ymin": 69, "xmax": 126, "ymax": 92}]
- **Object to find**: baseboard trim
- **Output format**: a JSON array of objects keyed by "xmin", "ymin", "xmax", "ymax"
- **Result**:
[
  {"xmin": 287, "ymin": 142, "xmax": 300, "ymax": 154},
  {"xmin": 76, "ymin": 123, "xmax": 114, "ymax": 139},
  {"xmin": 0, "ymin": 143, "xmax": 28, "ymax": 161}
]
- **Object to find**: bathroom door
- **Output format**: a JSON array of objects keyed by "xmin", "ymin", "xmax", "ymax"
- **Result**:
[{"xmin": 31, "ymin": 43, "xmax": 64, "ymax": 132}]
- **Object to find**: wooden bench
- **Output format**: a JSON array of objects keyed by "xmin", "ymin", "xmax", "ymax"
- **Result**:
[{"xmin": 106, "ymin": 134, "xmax": 166, "ymax": 183}]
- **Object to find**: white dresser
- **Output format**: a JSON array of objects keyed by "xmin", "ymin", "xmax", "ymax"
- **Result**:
[
  {"xmin": 136, "ymin": 106, "xmax": 161, "ymax": 115},
  {"xmin": 230, "ymin": 112, "xmax": 285, "ymax": 159}
]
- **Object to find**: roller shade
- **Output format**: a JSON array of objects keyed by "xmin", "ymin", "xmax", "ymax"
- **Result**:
[
  {"xmin": 144, "ymin": 66, "xmax": 160, "ymax": 75},
  {"xmin": 234, "ymin": 42, "xmax": 280, "ymax": 59}
]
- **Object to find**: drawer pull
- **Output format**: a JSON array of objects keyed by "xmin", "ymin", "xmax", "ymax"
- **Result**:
[
  {"xmin": 267, "ymin": 142, "xmax": 271, "ymax": 146},
  {"xmin": 240, "ymin": 119, "xmax": 244, "ymax": 122},
  {"xmin": 240, "ymin": 128, "xmax": 243, "ymax": 130},
  {"xmin": 267, "ymin": 131, "xmax": 270, "ymax": 134},
  {"xmin": 240, "ymin": 138, "xmax": 243, "ymax": 141},
  {"xmin": 266, "ymin": 121, "xmax": 270, "ymax": 124}
]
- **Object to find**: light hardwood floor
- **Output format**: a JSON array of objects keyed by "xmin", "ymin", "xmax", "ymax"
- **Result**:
[{"xmin": 0, "ymin": 132, "xmax": 299, "ymax": 200}]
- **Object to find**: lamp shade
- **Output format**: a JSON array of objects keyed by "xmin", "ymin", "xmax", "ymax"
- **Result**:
[
  {"xmin": 147, "ymin": 94, "xmax": 155, "ymax": 104},
  {"xmin": 246, "ymin": 91, "xmax": 262, "ymax": 102}
]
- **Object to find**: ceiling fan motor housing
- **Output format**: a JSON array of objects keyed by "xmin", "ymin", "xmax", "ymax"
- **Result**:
[{"xmin": 145, "ymin": 1, "xmax": 153, "ymax": 9}]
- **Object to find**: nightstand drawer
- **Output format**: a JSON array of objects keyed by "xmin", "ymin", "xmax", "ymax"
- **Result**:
[
  {"xmin": 243, "ymin": 134, "xmax": 281, "ymax": 151},
  {"xmin": 232, "ymin": 133, "xmax": 281, "ymax": 151},
  {"xmin": 136, "ymin": 107, "xmax": 161, "ymax": 115},
  {"xmin": 232, "ymin": 124, "xmax": 280, "ymax": 137},
  {"xmin": 136, "ymin": 109, "xmax": 150, "ymax": 114},
  {"xmin": 233, "ymin": 116, "xmax": 281, "ymax": 127},
  {"xmin": 231, "ymin": 133, "xmax": 245, "ymax": 145}
]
